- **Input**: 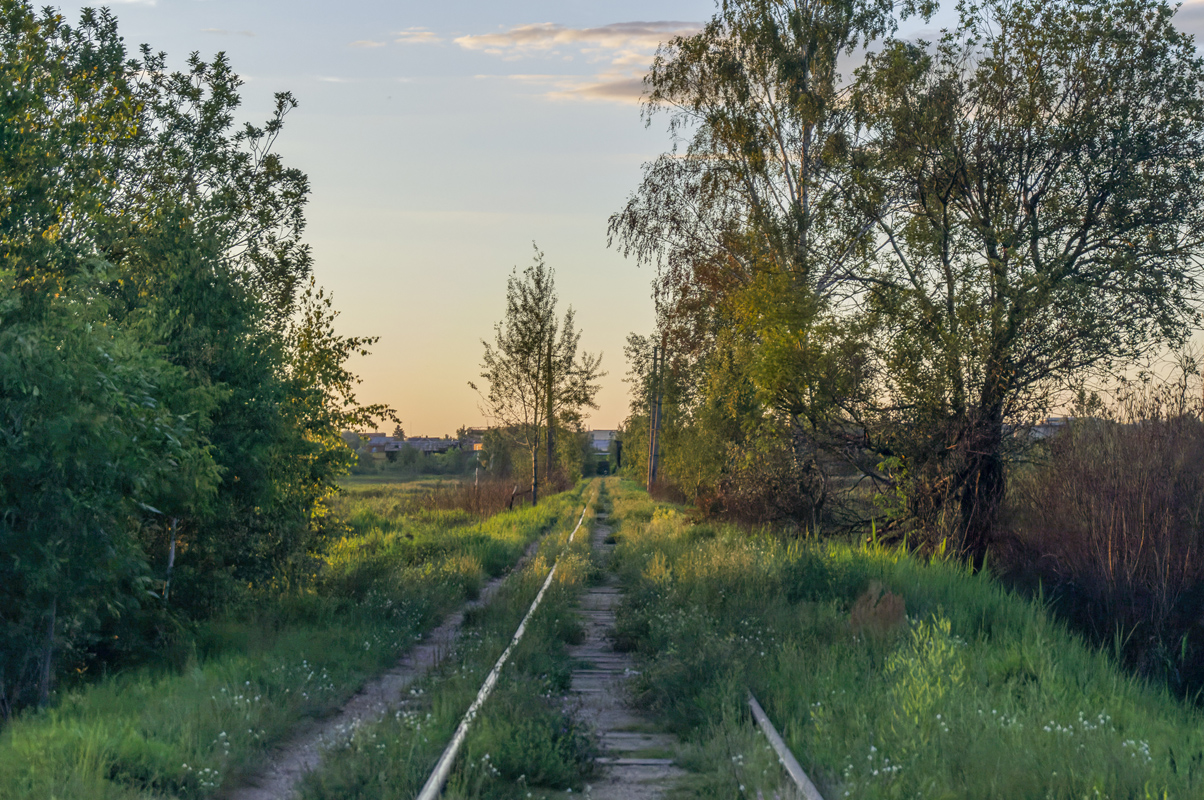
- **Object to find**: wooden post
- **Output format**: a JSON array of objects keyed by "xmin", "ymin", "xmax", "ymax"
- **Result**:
[
  {"xmin": 651, "ymin": 346, "xmax": 664, "ymax": 487},
  {"xmin": 164, "ymin": 518, "xmax": 178, "ymax": 603}
]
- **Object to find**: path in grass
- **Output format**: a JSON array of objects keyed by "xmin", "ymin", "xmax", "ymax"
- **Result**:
[
  {"xmin": 568, "ymin": 508, "xmax": 685, "ymax": 799},
  {"xmin": 226, "ymin": 540, "xmax": 542, "ymax": 800}
]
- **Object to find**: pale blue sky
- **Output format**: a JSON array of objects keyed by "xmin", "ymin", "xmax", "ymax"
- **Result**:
[{"xmin": 53, "ymin": 1, "xmax": 1204, "ymax": 434}]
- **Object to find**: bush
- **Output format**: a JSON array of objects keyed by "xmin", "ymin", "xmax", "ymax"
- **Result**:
[{"xmin": 1004, "ymin": 385, "xmax": 1204, "ymax": 693}]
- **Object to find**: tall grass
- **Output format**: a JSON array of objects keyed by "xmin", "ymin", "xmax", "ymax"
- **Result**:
[
  {"xmin": 605, "ymin": 478, "xmax": 1204, "ymax": 799},
  {"xmin": 332, "ymin": 478, "xmax": 544, "ymax": 520},
  {"xmin": 1004, "ymin": 387, "xmax": 1204, "ymax": 692},
  {"xmin": 0, "ymin": 484, "xmax": 584, "ymax": 799}
]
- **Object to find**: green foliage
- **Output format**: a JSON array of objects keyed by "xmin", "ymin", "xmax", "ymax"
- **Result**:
[
  {"xmin": 607, "ymin": 0, "xmax": 920, "ymax": 520},
  {"xmin": 612, "ymin": 0, "xmax": 1204, "ymax": 555},
  {"xmin": 850, "ymin": 0, "xmax": 1204, "ymax": 558},
  {"xmin": 0, "ymin": 0, "xmax": 392, "ymax": 714},
  {"xmin": 0, "ymin": 269, "xmax": 218, "ymax": 714}
]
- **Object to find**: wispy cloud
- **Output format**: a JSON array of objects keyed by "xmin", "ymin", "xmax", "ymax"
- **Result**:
[
  {"xmin": 395, "ymin": 27, "xmax": 442, "ymax": 45},
  {"xmin": 202, "ymin": 28, "xmax": 255, "ymax": 37},
  {"xmin": 457, "ymin": 21, "xmax": 701, "ymax": 103},
  {"xmin": 454, "ymin": 21, "xmax": 698, "ymax": 58},
  {"xmin": 351, "ymin": 39, "xmax": 387, "ymax": 48}
]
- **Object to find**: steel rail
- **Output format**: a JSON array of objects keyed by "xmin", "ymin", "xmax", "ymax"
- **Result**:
[
  {"xmin": 415, "ymin": 496, "xmax": 592, "ymax": 800},
  {"xmin": 748, "ymin": 691, "xmax": 826, "ymax": 800}
]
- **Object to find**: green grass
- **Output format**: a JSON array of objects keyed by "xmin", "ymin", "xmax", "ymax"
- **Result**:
[
  {"xmin": 604, "ymin": 478, "xmax": 1204, "ymax": 799},
  {"xmin": 0, "ymin": 483, "xmax": 587, "ymax": 800},
  {"xmin": 337, "ymin": 474, "xmax": 466, "ymax": 490},
  {"xmin": 299, "ymin": 481, "xmax": 603, "ymax": 800}
]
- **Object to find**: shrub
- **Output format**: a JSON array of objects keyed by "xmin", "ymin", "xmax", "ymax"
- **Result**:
[{"xmin": 1004, "ymin": 386, "xmax": 1204, "ymax": 692}]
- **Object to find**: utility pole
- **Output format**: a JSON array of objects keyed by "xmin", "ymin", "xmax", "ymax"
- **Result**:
[
  {"xmin": 647, "ymin": 345, "xmax": 665, "ymax": 492},
  {"xmin": 546, "ymin": 331, "xmax": 555, "ymax": 494},
  {"xmin": 651, "ymin": 346, "xmax": 663, "ymax": 488},
  {"xmin": 650, "ymin": 346, "xmax": 659, "ymax": 491}
]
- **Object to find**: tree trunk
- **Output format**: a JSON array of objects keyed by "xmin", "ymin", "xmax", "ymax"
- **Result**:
[
  {"xmin": 38, "ymin": 598, "xmax": 56, "ymax": 707},
  {"xmin": 164, "ymin": 517, "xmax": 178, "ymax": 603},
  {"xmin": 958, "ymin": 409, "xmax": 1005, "ymax": 571},
  {"xmin": 531, "ymin": 444, "xmax": 539, "ymax": 505}
]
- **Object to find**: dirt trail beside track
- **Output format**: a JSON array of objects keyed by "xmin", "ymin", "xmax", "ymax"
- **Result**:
[{"xmin": 222, "ymin": 540, "xmax": 541, "ymax": 800}]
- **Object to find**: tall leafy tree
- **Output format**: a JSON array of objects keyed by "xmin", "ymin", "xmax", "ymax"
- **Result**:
[
  {"xmin": 473, "ymin": 247, "xmax": 602, "ymax": 502},
  {"xmin": 0, "ymin": 0, "xmax": 392, "ymax": 708},
  {"xmin": 609, "ymin": 0, "xmax": 929, "ymax": 517},
  {"xmin": 850, "ymin": 0, "xmax": 1204, "ymax": 562},
  {"xmin": 0, "ymin": 268, "xmax": 217, "ymax": 714}
]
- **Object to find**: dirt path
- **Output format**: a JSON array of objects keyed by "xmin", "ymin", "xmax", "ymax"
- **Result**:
[
  {"xmin": 566, "ymin": 511, "xmax": 685, "ymax": 800},
  {"xmin": 222, "ymin": 542, "xmax": 541, "ymax": 800}
]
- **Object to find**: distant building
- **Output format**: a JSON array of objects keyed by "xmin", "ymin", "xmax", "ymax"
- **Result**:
[
  {"xmin": 460, "ymin": 427, "xmax": 487, "ymax": 452},
  {"xmin": 344, "ymin": 432, "xmax": 462, "ymax": 456},
  {"xmin": 1013, "ymin": 416, "xmax": 1075, "ymax": 442},
  {"xmin": 589, "ymin": 429, "xmax": 618, "ymax": 453}
]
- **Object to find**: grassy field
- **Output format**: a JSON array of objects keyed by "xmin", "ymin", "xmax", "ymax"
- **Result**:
[
  {"xmin": 602, "ymin": 478, "xmax": 1204, "ymax": 799},
  {"xmin": 337, "ymin": 474, "xmax": 465, "ymax": 490},
  {"xmin": 298, "ymin": 481, "xmax": 603, "ymax": 800},
  {"xmin": 0, "ymin": 482, "xmax": 587, "ymax": 800}
]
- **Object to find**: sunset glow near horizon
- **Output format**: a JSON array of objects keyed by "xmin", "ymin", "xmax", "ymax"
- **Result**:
[{"xmin": 53, "ymin": 0, "xmax": 1204, "ymax": 436}]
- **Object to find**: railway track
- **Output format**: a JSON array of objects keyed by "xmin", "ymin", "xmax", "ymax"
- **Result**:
[{"xmin": 414, "ymin": 479, "xmax": 825, "ymax": 800}]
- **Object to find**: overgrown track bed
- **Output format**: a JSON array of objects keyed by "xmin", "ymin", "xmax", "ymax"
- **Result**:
[
  {"xmin": 0, "ymin": 485, "xmax": 588, "ymax": 800},
  {"xmin": 603, "ymin": 478, "xmax": 1204, "ymax": 799},
  {"xmin": 562, "ymin": 487, "xmax": 686, "ymax": 799},
  {"xmin": 227, "ymin": 531, "xmax": 550, "ymax": 800},
  {"xmin": 297, "ymin": 481, "xmax": 604, "ymax": 800}
]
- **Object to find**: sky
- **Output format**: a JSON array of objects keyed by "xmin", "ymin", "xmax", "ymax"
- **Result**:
[{"xmin": 48, "ymin": 0, "xmax": 1204, "ymax": 435}]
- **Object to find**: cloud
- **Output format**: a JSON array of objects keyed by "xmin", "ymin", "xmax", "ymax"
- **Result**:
[
  {"xmin": 395, "ymin": 27, "xmax": 442, "ymax": 45},
  {"xmin": 202, "ymin": 28, "xmax": 255, "ymax": 37},
  {"xmin": 1177, "ymin": 1, "xmax": 1204, "ymax": 37},
  {"xmin": 454, "ymin": 21, "xmax": 699, "ymax": 58},
  {"xmin": 458, "ymin": 21, "xmax": 701, "ymax": 104},
  {"xmin": 351, "ymin": 39, "xmax": 387, "ymax": 48},
  {"xmin": 475, "ymin": 72, "xmax": 647, "ymax": 104}
]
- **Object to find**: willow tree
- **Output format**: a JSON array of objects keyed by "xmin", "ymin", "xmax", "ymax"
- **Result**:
[
  {"xmin": 473, "ymin": 247, "xmax": 602, "ymax": 502},
  {"xmin": 850, "ymin": 0, "xmax": 1204, "ymax": 562}
]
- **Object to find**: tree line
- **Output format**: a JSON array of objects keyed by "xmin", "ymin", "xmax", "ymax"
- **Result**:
[
  {"xmin": 0, "ymin": 3, "xmax": 391, "ymax": 716},
  {"xmin": 611, "ymin": 0, "xmax": 1204, "ymax": 565}
]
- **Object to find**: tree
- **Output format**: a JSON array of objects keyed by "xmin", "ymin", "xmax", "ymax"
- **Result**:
[
  {"xmin": 472, "ymin": 246, "xmax": 603, "ymax": 502},
  {"xmin": 850, "ymin": 0, "xmax": 1204, "ymax": 562},
  {"xmin": 0, "ymin": 268, "xmax": 217, "ymax": 713},
  {"xmin": 609, "ymin": 0, "xmax": 928, "ymax": 518},
  {"xmin": 0, "ymin": 0, "xmax": 393, "ymax": 708}
]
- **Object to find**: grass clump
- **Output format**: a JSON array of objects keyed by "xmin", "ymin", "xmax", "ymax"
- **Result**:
[
  {"xmin": 604, "ymin": 478, "xmax": 1204, "ymax": 799},
  {"xmin": 0, "ymin": 484, "xmax": 585, "ymax": 799}
]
